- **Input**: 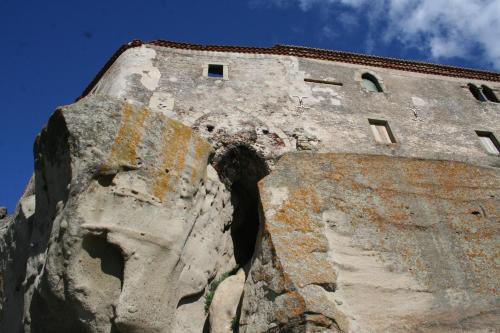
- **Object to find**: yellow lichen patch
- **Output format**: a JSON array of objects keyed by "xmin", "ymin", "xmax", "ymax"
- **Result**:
[
  {"xmin": 281, "ymin": 234, "xmax": 329, "ymax": 256},
  {"xmin": 275, "ymin": 291, "xmax": 307, "ymax": 323},
  {"xmin": 264, "ymin": 184, "xmax": 336, "ymax": 288},
  {"xmin": 189, "ymin": 136, "xmax": 212, "ymax": 185},
  {"xmin": 101, "ymin": 104, "xmax": 149, "ymax": 172},
  {"xmin": 361, "ymin": 207, "xmax": 387, "ymax": 232},
  {"xmin": 272, "ymin": 186, "xmax": 321, "ymax": 233},
  {"xmin": 152, "ymin": 119, "xmax": 192, "ymax": 202}
]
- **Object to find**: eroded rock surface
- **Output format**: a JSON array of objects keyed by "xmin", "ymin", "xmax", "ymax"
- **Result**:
[
  {"xmin": 0, "ymin": 208, "xmax": 6, "ymax": 220},
  {"xmin": 240, "ymin": 153, "xmax": 500, "ymax": 332},
  {"xmin": 0, "ymin": 96, "xmax": 238, "ymax": 332},
  {"xmin": 209, "ymin": 268, "xmax": 245, "ymax": 333},
  {"xmin": 1, "ymin": 94, "xmax": 499, "ymax": 333}
]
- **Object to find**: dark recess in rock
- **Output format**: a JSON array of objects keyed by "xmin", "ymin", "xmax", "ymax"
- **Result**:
[
  {"xmin": 0, "ymin": 207, "xmax": 7, "ymax": 219},
  {"xmin": 214, "ymin": 145, "xmax": 269, "ymax": 266}
]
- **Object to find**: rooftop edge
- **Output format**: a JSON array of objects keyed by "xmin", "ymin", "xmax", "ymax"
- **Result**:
[{"xmin": 77, "ymin": 39, "xmax": 500, "ymax": 101}]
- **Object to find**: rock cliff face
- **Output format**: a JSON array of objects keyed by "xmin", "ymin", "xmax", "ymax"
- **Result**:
[
  {"xmin": 241, "ymin": 153, "xmax": 499, "ymax": 332},
  {"xmin": 1, "ymin": 40, "xmax": 500, "ymax": 332},
  {"xmin": 2, "ymin": 95, "xmax": 499, "ymax": 333},
  {"xmin": 1, "ymin": 96, "xmax": 238, "ymax": 332}
]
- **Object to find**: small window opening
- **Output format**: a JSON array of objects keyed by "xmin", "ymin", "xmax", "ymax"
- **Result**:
[
  {"xmin": 476, "ymin": 131, "xmax": 500, "ymax": 155},
  {"xmin": 481, "ymin": 85, "xmax": 499, "ymax": 103},
  {"xmin": 208, "ymin": 64, "xmax": 224, "ymax": 78},
  {"xmin": 468, "ymin": 84, "xmax": 486, "ymax": 101},
  {"xmin": 369, "ymin": 119, "xmax": 396, "ymax": 144},
  {"xmin": 362, "ymin": 73, "xmax": 383, "ymax": 92}
]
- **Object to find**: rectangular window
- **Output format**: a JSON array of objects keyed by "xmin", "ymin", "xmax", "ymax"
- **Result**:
[
  {"xmin": 208, "ymin": 64, "xmax": 224, "ymax": 78},
  {"xmin": 476, "ymin": 131, "xmax": 500, "ymax": 155},
  {"xmin": 368, "ymin": 119, "xmax": 396, "ymax": 144}
]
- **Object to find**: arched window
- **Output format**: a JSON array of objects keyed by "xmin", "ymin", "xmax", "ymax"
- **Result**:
[
  {"xmin": 481, "ymin": 85, "xmax": 499, "ymax": 103},
  {"xmin": 362, "ymin": 73, "xmax": 383, "ymax": 92},
  {"xmin": 468, "ymin": 83, "xmax": 486, "ymax": 101}
]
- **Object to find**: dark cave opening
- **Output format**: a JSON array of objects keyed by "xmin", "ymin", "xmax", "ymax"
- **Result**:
[{"xmin": 215, "ymin": 145, "xmax": 269, "ymax": 266}]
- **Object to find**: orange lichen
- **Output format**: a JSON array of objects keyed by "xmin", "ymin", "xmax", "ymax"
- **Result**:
[
  {"xmin": 189, "ymin": 137, "xmax": 211, "ymax": 184},
  {"xmin": 274, "ymin": 291, "xmax": 306, "ymax": 323},
  {"xmin": 101, "ymin": 104, "xmax": 149, "ymax": 171},
  {"xmin": 152, "ymin": 119, "xmax": 192, "ymax": 201},
  {"xmin": 272, "ymin": 186, "xmax": 320, "ymax": 233},
  {"xmin": 263, "ymin": 184, "xmax": 336, "ymax": 288}
]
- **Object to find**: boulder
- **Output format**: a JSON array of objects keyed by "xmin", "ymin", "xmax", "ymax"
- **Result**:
[
  {"xmin": 209, "ymin": 268, "xmax": 246, "ymax": 333},
  {"xmin": 1, "ymin": 95, "xmax": 237, "ymax": 333}
]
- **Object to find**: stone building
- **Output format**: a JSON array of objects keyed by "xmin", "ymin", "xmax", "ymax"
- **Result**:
[
  {"xmin": 81, "ymin": 40, "xmax": 500, "ymax": 167},
  {"xmin": 0, "ymin": 40, "xmax": 499, "ymax": 333}
]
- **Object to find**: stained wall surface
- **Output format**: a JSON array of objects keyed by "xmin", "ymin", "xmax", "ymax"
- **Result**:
[{"xmin": 90, "ymin": 45, "xmax": 500, "ymax": 167}]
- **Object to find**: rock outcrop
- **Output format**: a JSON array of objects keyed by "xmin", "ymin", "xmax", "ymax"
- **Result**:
[
  {"xmin": 0, "ymin": 96, "xmax": 238, "ymax": 332},
  {"xmin": 240, "ymin": 153, "xmax": 500, "ymax": 332},
  {"xmin": 1, "ymin": 95, "xmax": 499, "ymax": 333}
]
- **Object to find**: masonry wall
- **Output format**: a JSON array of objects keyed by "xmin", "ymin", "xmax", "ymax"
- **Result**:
[{"xmin": 90, "ymin": 45, "xmax": 500, "ymax": 167}]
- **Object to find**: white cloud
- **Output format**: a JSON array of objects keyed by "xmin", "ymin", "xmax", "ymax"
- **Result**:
[
  {"xmin": 254, "ymin": 0, "xmax": 500, "ymax": 69},
  {"xmin": 321, "ymin": 25, "xmax": 339, "ymax": 39}
]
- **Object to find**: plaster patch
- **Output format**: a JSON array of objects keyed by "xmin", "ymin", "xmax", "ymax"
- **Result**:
[
  {"xmin": 268, "ymin": 187, "xmax": 288, "ymax": 206},
  {"xmin": 312, "ymin": 86, "xmax": 340, "ymax": 97},
  {"xmin": 149, "ymin": 91, "xmax": 175, "ymax": 117},
  {"xmin": 96, "ymin": 46, "xmax": 161, "ymax": 98},
  {"xmin": 331, "ymin": 98, "xmax": 341, "ymax": 106},
  {"xmin": 169, "ymin": 77, "xmax": 178, "ymax": 82},
  {"xmin": 412, "ymin": 96, "xmax": 426, "ymax": 107}
]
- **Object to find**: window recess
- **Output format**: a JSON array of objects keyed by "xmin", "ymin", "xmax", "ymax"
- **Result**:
[
  {"xmin": 208, "ymin": 64, "xmax": 224, "ymax": 78},
  {"xmin": 362, "ymin": 73, "xmax": 383, "ymax": 92},
  {"xmin": 368, "ymin": 119, "xmax": 396, "ymax": 144},
  {"xmin": 476, "ymin": 131, "xmax": 500, "ymax": 155},
  {"xmin": 468, "ymin": 84, "xmax": 486, "ymax": 101},
  {"xmin": 481, "ymin": 85, "xmax": 499, "ymax": 103}
]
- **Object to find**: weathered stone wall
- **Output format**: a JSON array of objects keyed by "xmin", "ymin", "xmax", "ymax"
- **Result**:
[{"xmin": 91, "ymin": 45, "xmax": 500, "ymax": 167}]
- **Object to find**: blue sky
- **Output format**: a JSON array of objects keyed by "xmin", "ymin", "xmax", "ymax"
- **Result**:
[{"xmin": 1, "ymin": 0, "xmax": 499, "ymax": 213}]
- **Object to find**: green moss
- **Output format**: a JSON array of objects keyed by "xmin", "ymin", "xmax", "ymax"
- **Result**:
[{"xmin": 204, "ymin": 265, "xmax": 240, "ymax": 314}]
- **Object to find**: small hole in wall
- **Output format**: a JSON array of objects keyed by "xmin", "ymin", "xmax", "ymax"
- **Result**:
[
  {"xmin": 471, "ymin": 211, "xmax": 481, "ymax": 216},
  {"xmin": 95, "ymin": 173, "xmax": 116, "ymax": 187},
  {"xmin": 207, "ymin": 125, "xmax": 215, "ymax": 132},
  {"xmin": 165, "ymin": 168, "xmax": 170, "ymax": 173},
  {"xmin": 215, "ymin": 145, "xmax": 269, "ymax": 266},
  {"xmin": 262, "ymin": 129, "xmax": 269, "ymax": 135}
]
